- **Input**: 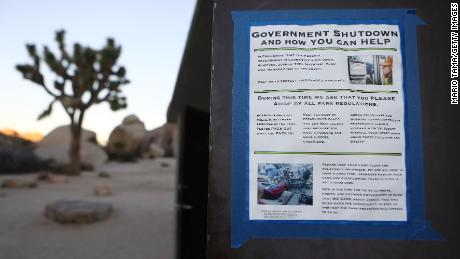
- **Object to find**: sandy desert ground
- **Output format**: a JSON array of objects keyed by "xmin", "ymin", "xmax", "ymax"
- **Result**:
[{"xmin": 0, "ymin": 158, "xmax": 176, "ymax": 259}]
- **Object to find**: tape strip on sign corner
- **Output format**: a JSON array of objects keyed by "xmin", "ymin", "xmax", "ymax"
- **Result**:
[{"xmin": 231, "ymin": 9, "xmax": 441, "ymax": 248}]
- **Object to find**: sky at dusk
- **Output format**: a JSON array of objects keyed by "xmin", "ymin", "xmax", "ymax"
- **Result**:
[{"xmin": 0, "ymin": 0, "xmax": 196, "ymax": 143}]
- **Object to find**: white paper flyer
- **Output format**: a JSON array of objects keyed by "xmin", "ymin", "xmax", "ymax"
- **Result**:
[{"xmin": 248, "ymin": 24, "xmax": 407, "ymax": 221}]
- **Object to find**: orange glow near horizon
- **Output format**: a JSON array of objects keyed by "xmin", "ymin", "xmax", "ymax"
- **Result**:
[{"xmin": 0, "ymin": 128, "xmax": 44, "ymax": 142}]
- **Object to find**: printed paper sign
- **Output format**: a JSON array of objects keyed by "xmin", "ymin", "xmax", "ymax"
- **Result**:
[{"xmin": 248, "ymin": 24, "xmax": 407, "ymax": 221}]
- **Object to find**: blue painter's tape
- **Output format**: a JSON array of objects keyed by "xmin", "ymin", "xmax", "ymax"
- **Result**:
[
  {"xmin": 231, "ymin": 13, "xmax": 250, "ymax": 247},
  {"xmin": 231, "ymin": 9, "xmax": 441, "ymax": 248}
]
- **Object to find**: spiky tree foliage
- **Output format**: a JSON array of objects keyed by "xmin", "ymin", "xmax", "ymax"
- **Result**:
[{"xmin": 16, "ymin": 30, "xmax": 129, "ymax": 175}]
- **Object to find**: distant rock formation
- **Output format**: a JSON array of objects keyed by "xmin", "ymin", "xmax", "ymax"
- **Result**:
[
  {"xmin": 105, "ymin": 115, "xmax": 177, "ymax": 161},
  {"xmin": 34, "ymin": 125, "xmax": 107, "ymax": 171},
  {"xmin": 106, "ymin": 115, "xmax": 147, "ymax": 161},
  {"xmin": 0, "ymin": 132, "xmax": 33, "ymax": 147},
  {"xmin": 140, "ymin": 123, "xmax": 177, "ymax": 158},
  {"xmin": 0, "ymin": 133, "xmax": 49, "ymax": 174},
  {"xmin": 0, "ymin": 128, "xmax": 43, "ymax": 142}
]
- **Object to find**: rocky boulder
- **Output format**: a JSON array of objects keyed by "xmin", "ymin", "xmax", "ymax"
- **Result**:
[
  {"xmin": 94, "ymin": 184, "xmax": 112, "ymax": 196},
  {"xmin": 0, "ymin": 133, "xmax": 49, "ymax": 174},
  {"xmin": 34, "ymin": 126, "xmax": 107, "ymax": 171},
  {"xmin": 0, "ymin": 132, "xmax": 33, "ymax": 147},
  {"xmin": 140, "ymin": 123, "xmax": 177, "ymax": 158},
  {"xmin": 37, "ymin": 173, "xmax": 69, "ymax": 184},
  {"xmin": 1, "ymin": 179, "xmax": 37, "ymax": 188},
  {"xmin": 44, "ymin": 200, "xmax": 112, "ymax": 224},
  {"xmin": 106, "ymin": 115, "xmax": 146, "ymax": 161}
]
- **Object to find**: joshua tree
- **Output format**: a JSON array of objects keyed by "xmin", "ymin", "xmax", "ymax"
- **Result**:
[{"xmin": 16, "ymin": 30, "xmax": 129, "ymax": 175}]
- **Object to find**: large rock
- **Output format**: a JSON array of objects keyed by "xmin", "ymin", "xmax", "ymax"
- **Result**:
[
  {"xmin": 1, "ymin": 179, "xmax": 37, "ymax": 188},
  {"xmin": 34, "ymin": 126, "xmax": 107, "ymax": 171},
  {"xmin": 44, "ymin": 200, "xmax": 112, "ymax": 224},
  {"xmin": 36, "ymin": 173, "xmax": 69, "ymax": 184},
  {"xmin": 0, "ymin": 133, "xmax": 49, "ymax": 174},
  {"xmin": 93, "ymin": 184, "xmax": 112, "ymax": 197},
  {"xmin": 0, "ymin": 132, "xmax": 33, "ymax": 147},
  {"xmin": 140, "ymin": 123, "xmax": 177, "ymax": 158},
  {"xmin": 106, "ymin": 115, "xmax": 146, "ymax": 161}
]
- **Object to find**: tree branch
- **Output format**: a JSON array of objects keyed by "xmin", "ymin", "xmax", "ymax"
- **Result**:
[
  {"xmin": 95, "ymin": 90, "xmax": 111, "ymax": 104},
  {"xmin": 40, "ymin": 82, "xmax": 59, "ymax": 98},
  {"xmin": 77, "ymin": 109, "xmax": 85, "ymax": 128},
  {"xmin": 83, "ymin": 73, "xmax": 109, "ymax": 109}
]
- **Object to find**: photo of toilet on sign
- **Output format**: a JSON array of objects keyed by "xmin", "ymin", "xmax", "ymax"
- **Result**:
[{"xmin": 231, "ymin": 9, "xmax": 441, "ymax": 247}]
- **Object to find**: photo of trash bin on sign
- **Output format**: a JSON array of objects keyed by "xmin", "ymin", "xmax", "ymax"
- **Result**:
[
  {"xmin": 348, "ymin": 55, "xmax": 393, "ymax": 85},
  {"xmin": 257, "ymin": 163, "xmax": 313, "ymax": 205}
]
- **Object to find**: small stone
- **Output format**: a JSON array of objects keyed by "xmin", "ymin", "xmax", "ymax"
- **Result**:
[
  {"xmin": 0, "ymin": 192, "xmax": 7, "ymax": 198},
  {"xmin": 37, "ymin": 173, "xmax": 50, "ymax": 181},
  {"xmin": 36, "ymin": 173, "xmax": 69, "ymax": 184},
  {"xmin": 160, "ymin": 162, "xmax": 169, "ymax": 168},
  {"xmin": 44, "ymin": 200, "xmax": 112, "ymax": 224},
  {"xmin": 48, "ymin": 175, "xmax": 69, "ymax": 184},
  {"xmin": 1, "ymin": 179, "xmax": 37, "ymax": 188},
  {"xmin": 98, "ymin": 172, "xmax": 111, "ymax": 178},
  {"xmin": 94, "ymin": 185, "xmax": 112, "ymax": 196}
]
